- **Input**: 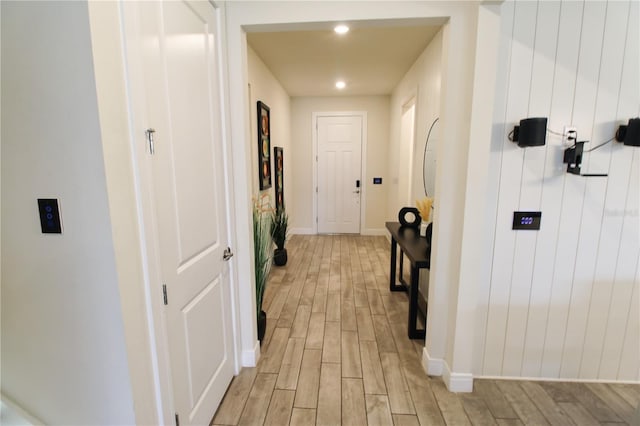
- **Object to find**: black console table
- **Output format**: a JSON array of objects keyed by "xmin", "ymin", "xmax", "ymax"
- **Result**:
[{"xmin": 385, "ymin": 221, "xmax": 430, "ymax": 339}]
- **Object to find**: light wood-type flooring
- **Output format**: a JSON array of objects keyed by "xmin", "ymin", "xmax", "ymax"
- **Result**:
[{"xmin": 212, "ymin": 235, "xmax": 639, "ymax": 426}]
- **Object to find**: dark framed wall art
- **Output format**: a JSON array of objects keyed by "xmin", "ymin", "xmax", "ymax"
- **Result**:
[
  {"xmin": 274, "ymin": 147, "xmax": 284, "ymax": 211},
  {"xmin": 257, "ymin": 101, "xmax": 272, "ymax": 190}
]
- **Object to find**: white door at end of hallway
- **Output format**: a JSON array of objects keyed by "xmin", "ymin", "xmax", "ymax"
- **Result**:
[
  {"xmin": 317, "ymin": 115, "xmax": 363, "ymax": 234},
  {"xmin": 130, "ymin": 1, "xmax": 234, "ymax": 425}
]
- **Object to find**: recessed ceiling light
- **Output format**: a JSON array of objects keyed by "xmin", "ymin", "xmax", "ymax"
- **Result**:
[
  {"xmin": 334, "ymin": 25, "xmax": 349, "ymax": 35},
  {"xmin": 335, "ymin": 81, "xmax": 346, "ymax": 89}
]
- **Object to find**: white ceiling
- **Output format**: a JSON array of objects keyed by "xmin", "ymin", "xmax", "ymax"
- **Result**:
[{"xmin": 246, "ymin": 22, "xmax": 442, "ymax": 97}]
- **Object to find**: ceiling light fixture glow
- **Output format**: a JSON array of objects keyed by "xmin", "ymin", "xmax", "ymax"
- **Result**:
[
  {"xmin": 334, "ymin": 25, "xmax": 349, "ymax": 34},
  {"xmin": 335, "ymin": 81, "xmax": 346, "ymax": 89}
]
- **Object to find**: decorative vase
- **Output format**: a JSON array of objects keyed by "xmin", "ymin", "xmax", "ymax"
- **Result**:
[
  {"xmin": 258, "ymin": 310, "xmax": 267, "ymax": 343},
  {"xmin": 274, "ymin": 248, "xmax": 288, "ymax": 266},
  {"xmin": 419, "ymin": 222, "xmax": 428, "ymax": 237}
]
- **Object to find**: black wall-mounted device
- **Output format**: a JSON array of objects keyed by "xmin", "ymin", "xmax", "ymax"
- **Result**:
[
  {"xmin": 513, "ymin": 117, "xmax": 547, "ymax": 147},
  {"xmin": 373, "ymin": 177, "xmax": 382, "ymax": 184},
  {"xmin": 564, "ymin": 141, "xmax": 585, "ymax": 175},
  {"xmin": 512, "ymin": 211, "xmax": 541, "ymax": 230},
  {"xmin": 38, "ymin": 199, "xmax": 62, "ymax": 234},
  {"xmin": 563, "ymin": 140, "xmax": 608, "ymax": 177},
  {"xmin": 615, "ymin": 118, "xmax": 640, "ymax": 146}
]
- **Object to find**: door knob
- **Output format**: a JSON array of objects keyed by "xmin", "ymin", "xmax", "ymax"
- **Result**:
[
  {"xmin": 353, "ymin": 190, "xmax": 360, "ymax": 194},
  {"xmin": 223, "ymin": 247, "xmax": 234, "ymax": 261}
]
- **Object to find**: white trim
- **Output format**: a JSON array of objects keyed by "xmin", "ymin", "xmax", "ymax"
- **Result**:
[
  {"xmin": 400, "ymin": 88, "xmax": 418, "ymax": 204},
  {"xmin": 361, "ymin": 228, "xmax": 388, "ymax": 236},
  {"xmin": 241, "ymin": 340, "xmax": 261, "ymax": 367},
  {"xmin": 442, "ymin": 361, "xmax": 474, "ymax": 393},
  {"xmin": 475, "ymin": 375, "xmax": 640, "ymax": 385},
  {"xmin": 312, "ymin": 111, "xmax": 368, "ymax": 235},
  {"xmin": 119, "ymin": 3, "xmax": 174, "ymax": 422},
  {"xmin": 290, "ymin": 227, "xmax": 315, "ymax": 235},
  {"xmin": 214, "ymin": 1, "xmax": 243, "ymax": 375},
  {"xmin": 118, "ymin": 2, "xmax": 242, "ymax": 422},
  {"xmin": 422, "ymin": 346, "xmax": 444, "ymax": 376}
]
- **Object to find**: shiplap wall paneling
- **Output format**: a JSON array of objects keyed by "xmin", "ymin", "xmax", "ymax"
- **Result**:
[
  {"xmin": 481, "ymin": 0, "xmax": 639, "ymax": 381},
  {"xmin": 521, "ymin": 0, "xmax": 580, "ymax": 378},
  {"xmin": 601, "ymin": 145, "xmax": 639, "ymax": 379},
  {"xmin": 578, "ymin": 0, "xmax": 637, "ymax": 380},
  {"xmin": 598, "ymin": 0, "xmax": 640, "ymax": 380},
  {"xmin": 561, "ymin": 0, "xmax": 630, "ymax": 379},
  {"xmin": 483, "ymin": 0, "xmax": 538, "ymax": 376},
  {"xmin": 543, "ymin": 2, "xmax": 606, "ymax": 377},
  {"xmin": 474, "ymin": 0, "xmax": 515, "ymax": 375},
  {"xmin": 506, "ymin": 1, "xmax": 561, "ymax": 378},
  {"xmin": 618, "ymin": 260, "xmax": 639, "ymax": 380},
  {"xmin": 537, "ymin": 0, "xmax": 586, "ymax": 379}
]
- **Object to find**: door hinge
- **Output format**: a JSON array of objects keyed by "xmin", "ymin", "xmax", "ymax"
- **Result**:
[
  {"xmin": 145, "ymin": 128, "xmax": 156, "ymax": 155},
  {"xmin": 316, "ymin": 155, "xmax": 318, "ymax": 162},
  {"xmin": 162, "ymin": 284, "xmax": 168, "ymax": 305},
  {"xmin": 175, "ymin": 413, "xmax": 179, "ymax": 426},
  {"xmin": 316, "ymin": 186, "xmax": 318, "ymax": 193},
  {"xmin": 316, "ymin": 216, "xmax": 318, "ymax": 223}
]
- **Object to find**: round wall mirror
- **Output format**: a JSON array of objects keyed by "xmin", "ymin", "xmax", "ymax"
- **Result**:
[{"xmin": 423, "ymin": 117, "xmax": 439, "ymax": 197}]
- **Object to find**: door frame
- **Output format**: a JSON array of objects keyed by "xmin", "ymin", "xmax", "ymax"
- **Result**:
[
  {"xmin": 119, "ymin": 1, "xmax": 242, "ymax": 423},
  {"xmin": 312, "ymin": 111, "xmax": 368, "ymax": 234}
]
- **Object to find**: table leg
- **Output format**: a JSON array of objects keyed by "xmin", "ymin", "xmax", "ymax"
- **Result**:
[
  {"xmin": 408, "ymin": 265, "xmax": 426, "ymax": 339},
  {"xmin": 389, "ymin": 237, "xmax": 403, "ymax": 292}
]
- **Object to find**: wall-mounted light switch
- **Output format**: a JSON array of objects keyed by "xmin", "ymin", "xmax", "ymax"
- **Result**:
[
  {"xmin": 38, "ymin": 199, "xmax": 62, "ymax": 234},
  {"xmin": 512, "ymin": 211, "xmax": 541, "ymax": 230}
]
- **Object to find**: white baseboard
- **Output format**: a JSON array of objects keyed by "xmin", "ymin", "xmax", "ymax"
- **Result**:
[
  {"xmin": 290, "ymin": 227, "xmax": 314, "ymax": 235},
  {"xmin": 475, "ymin": 374, "xmax": 640, "ymax": 385},
  {"xmin": 241, "ymin": 340, "xmax": 261, "ymax": 367},
  {"xmin": 442, "ymin": 361, "xmax": 474, "ymax": 393},
  {"xmin": 422, "ymin": 347, "xmax": 444, "ymax": 376},
  {"xmin": 361, "ymin": 228, "xmax": 387, "ymax": 236},
  {"xmin": 422, "ymin": 347, "xmax": 474, "ymax": 392}
]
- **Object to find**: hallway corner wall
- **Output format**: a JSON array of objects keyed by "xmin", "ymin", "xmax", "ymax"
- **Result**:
[
  {"xmin": 290, "ymin": 96, "xmax": 390, "ymax": 234},
  {"xmin": 0, "ymin": 1, "xmax": 135, "ymax": 423},
  {"xmin": 247, "ymin": 46, "xmax": 291, "ymax": 213}
]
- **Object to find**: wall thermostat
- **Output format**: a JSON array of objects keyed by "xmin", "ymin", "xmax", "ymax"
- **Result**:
[{"xmin": 512, "ymin": 211, "xmax": 541, "ymax": 230}]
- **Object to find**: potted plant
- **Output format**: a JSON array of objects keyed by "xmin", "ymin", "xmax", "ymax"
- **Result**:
[
  {"xmin": 271, "ymin": 208, "xmax": 288, "ymax": 266},
  {"xmin": 253, "ymin": 196, "xmax": 272, "ymax": 343}
]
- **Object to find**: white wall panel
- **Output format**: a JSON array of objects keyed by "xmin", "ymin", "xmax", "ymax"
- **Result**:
[
  {"xmin": 561, "ymin": 0, "xmax": 623, "ymax": 379},
  {"xmin": 483, "ymin": 0, "xmax": 537, "ymax": 376},
  {"xmin": 474, "ymin": 0, "xmax": 514, "ymax": 375},
  {"xmin": 555, "ymin": 0, "xmax": 607, "ymax": 379},
  {"xmin": 480, "ymin": 0, "xmax": 639, "ymax": 382},
  {"xmin": 538, "ymin": 0, "xmax": 585, "ymax": 379},
  {"xmin": 518, "ymin": 0, "xmax": 561, "ymax": 378},
  {"xmin": 577, "ymin": 0, "xmax": 634, "ymax": 379}
]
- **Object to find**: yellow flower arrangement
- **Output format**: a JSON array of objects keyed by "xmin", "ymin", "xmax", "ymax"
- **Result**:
[{"xmin": 416, "ymin": 197, "xmax": 433, "ymax": 223}]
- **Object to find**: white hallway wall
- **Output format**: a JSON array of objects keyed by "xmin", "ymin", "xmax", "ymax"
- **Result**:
[
  {"xmin": 476, "ymin": 0, "xmax": 639, "ymax": 381},
  {"xmin": 0, "ymin": 2, "xmax": 136, "ymax": 423},
  {"xmin": 388, "ymin": 28, "xmax": 443, "ymax": 298},
  {"xmin": 224, "ymin": 1, "xmax": 499, "ymax": 390},
  {"xmin": 290, "ymin": 96, "xmax": 390, "ymax": 234},
  {"xmin": 388, "ymin": 29, "xmax": 443, "ymax": 221},
  {"xmin": 247, "ymin": 46, "xmax": 291, "ymax": 206}
]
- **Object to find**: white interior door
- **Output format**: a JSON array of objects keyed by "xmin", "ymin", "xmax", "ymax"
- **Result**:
[
  {"xmin": 317, "ymin": 115, "xmax": 363, "ymax": 233},
  {"xmin": 133, "ymin": 1, "xmax": 234, "ymax": 424}
]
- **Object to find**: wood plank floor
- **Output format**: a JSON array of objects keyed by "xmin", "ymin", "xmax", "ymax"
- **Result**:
[{"xmin": 212, "ymin": 235, "xmax": 639, "ymax": 426}]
